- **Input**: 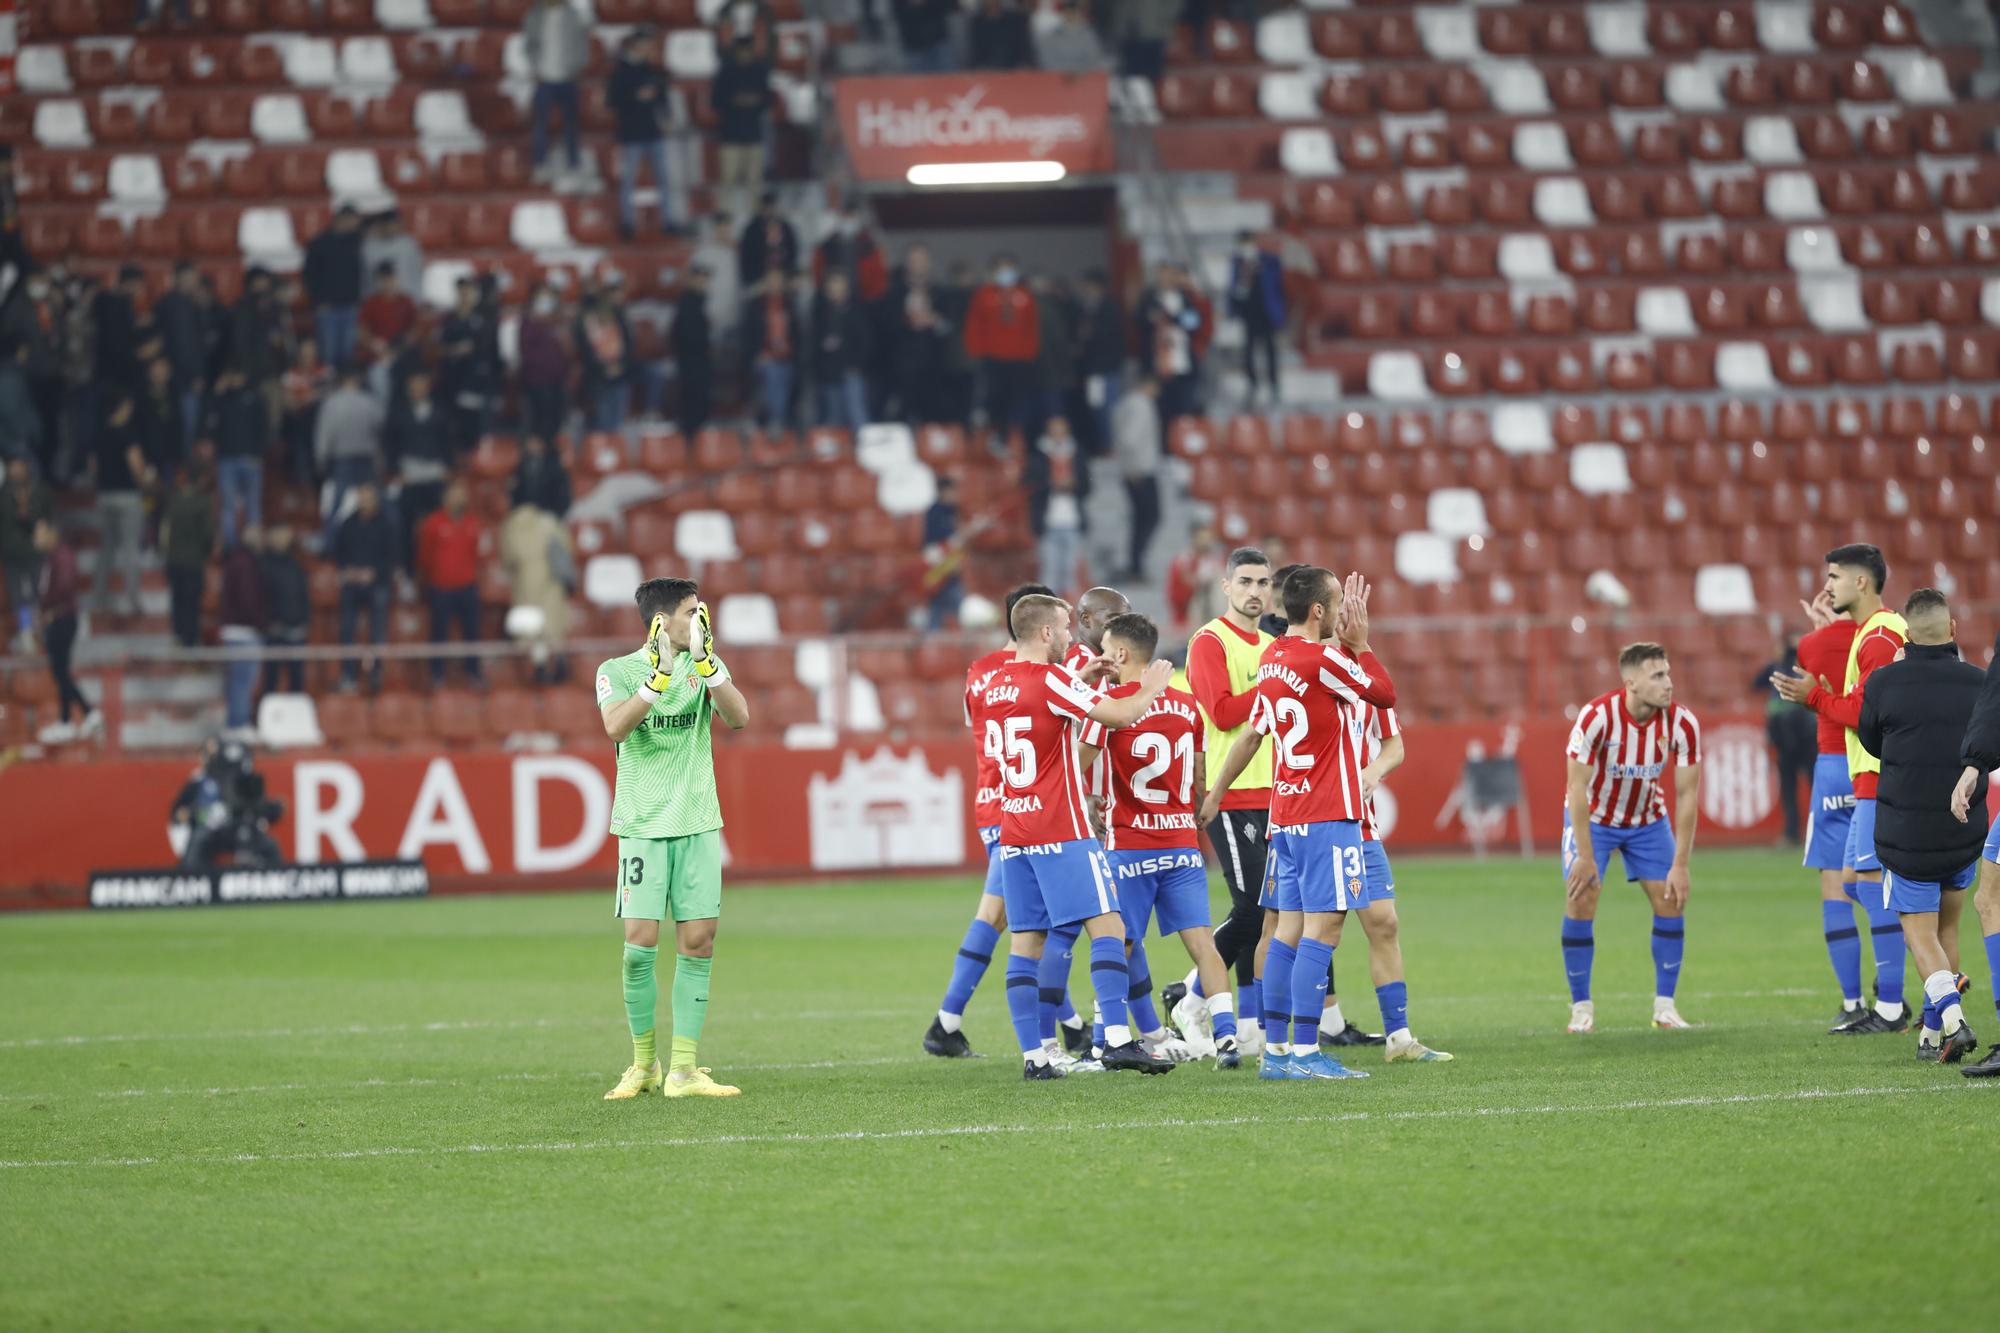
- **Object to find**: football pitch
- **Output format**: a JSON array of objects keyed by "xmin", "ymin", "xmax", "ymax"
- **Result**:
[{"xmin": 4, "ymin": 849, "xmax": 1996, "ymax": 1331}]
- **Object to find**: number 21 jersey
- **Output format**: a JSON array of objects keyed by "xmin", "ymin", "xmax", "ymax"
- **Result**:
[{"xmin": 1080, "ymin": 683, "xmax": 1206, "ymax": 851}]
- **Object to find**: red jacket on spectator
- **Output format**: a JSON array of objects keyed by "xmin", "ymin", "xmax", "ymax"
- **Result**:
[
  {"xmin": 417, "ymin": 507, "xmax": 482, "ymax": 593},
  {"xmin": 359, "ymin": 291, "xmax": 417, "ymax": 357},
  {"xmin": 963, "ymin": 283, "xmax": 1039, "ymax": 363}
]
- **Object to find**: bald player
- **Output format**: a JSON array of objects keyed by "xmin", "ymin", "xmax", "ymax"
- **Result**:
[{"xmin": 1065, "ymin": 586, "xmax": 1131, "ymax": 679}]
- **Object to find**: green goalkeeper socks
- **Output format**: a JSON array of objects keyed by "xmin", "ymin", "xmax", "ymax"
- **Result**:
[
  {"xmin": 670, "ymin": 954, "xmax": 712, "ymax": 1072},
  {"xmin": 623, "ymin": 943, "xmax": 659, "ymax": 1067}
]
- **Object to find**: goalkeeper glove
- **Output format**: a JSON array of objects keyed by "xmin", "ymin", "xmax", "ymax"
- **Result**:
[
  {"xmin": 689, "ymin": 601, "xmax": 728, "ymax": 688},
  {"xmin": 638, "ymin": 612, "xmax": 672, "ymax": 702}
]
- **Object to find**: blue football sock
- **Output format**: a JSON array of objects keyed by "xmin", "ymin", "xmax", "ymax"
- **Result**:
[
  {"xmin": 1291, "ymin": 939, "xmax": 1333, "ymax": 1048},
  {"xmin": 1037, "ymin": 925, "xmax": 1079, "ymax": 1041},
  {"xmin": 1263, "ymin": 939, "xmax": 1296, "ymax": 1048},
  {"xmin": 1561, "ymin": 918, "xmax": 1595, "ymax": 1003},
  {"xmin": 1376, "ymin": 980, "xmax": 1409, "ymax": 1037},
  {"xmin": 1126, "ymin": 937, "xmax": 1161, "ymax": 1032},
  {"xmin": 1210, "ymin": 991, "xmax": 1238, "ymax": 1042},
  {"xmin": 1651, "ymin": 916, "xmax": 1685, "ymax": 998},
  {"xmin": 1240, "ymin": 977, "xmax": 1259, "ymax": 1025},
  {"xmin": 1004, "ymin": 955, "xmax": 1040, "ymax": 1055},
  {"xmin": 1986, "ymin": 933, "xmax": 2000, "ymax": 1023},
  {"xmin": 1842, "ymin": 879, "xmax": 1862, "ymax": 905},
  {"xmin": 1088, "ymin": 936, "xmax": 1130, "ymax": 1036},
  {"xmin": 1920, "ymin": 992, "xmax": 1942, "ymax": 1035},
  {"xmin": 1861, "ymin": 892, "xmax": 1905, "ymax": 1005},
  {"xmin": 941, "ymin": 917, "xmax": 1000, "ymax": 1018},
  {"xmin": 1821, "ymin": 900, "xmax": 1862, "ymax": 1003},
  {"xmin": 1092, "ymin": 1018, "xmax": 1105, "ymax": 1050}
]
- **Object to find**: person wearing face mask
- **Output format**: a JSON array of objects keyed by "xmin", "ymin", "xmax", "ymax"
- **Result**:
[
  {"xmin": 963, "ymin": 253, "xmax": 1040, "ymax": 443},
  {"xmin": 812, "ymin": 205, "xmax": 888, "ymax": 305},
  {"xmin": 1226, "ymin": 231, "xmax": 1286, "ymax": 405},
  {"xmin": 1136, "ymin": 261, "xmax": 1208, "ymax": 422}
]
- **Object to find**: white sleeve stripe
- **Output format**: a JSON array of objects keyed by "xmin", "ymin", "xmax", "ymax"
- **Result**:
[{"xmin": 1318, "ymin": 667, "xmax": 1361, "ymax": 704}]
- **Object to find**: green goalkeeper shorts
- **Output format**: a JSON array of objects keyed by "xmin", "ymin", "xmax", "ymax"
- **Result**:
[{"xmin": 613, "ymin": 831, "xmax": 722, "ymax": 923}]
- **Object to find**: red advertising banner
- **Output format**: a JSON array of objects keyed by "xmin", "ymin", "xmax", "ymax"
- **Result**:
[
  {"xmin": 834, "ymin": 71, "xmax": 1114, "ymax": 182},
  {"xmin": 0, "ymin": 714, "xmax": 1791, "ymax": 908}
]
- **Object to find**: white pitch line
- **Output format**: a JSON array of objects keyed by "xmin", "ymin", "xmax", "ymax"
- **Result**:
[{"xmin": 0, "ymin": 1083, "xmax": 1983, "ymax": 1172}]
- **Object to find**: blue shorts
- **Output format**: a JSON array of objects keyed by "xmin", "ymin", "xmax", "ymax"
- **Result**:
[
  {"xmin": 1269, "ymin": 820, "xmax": 1373, "ymax": 913},
  {"xmin": 979, "ymin": 825, "xmax": 1003, "ymax": 898},
  {"xmin": 1562, "ymin": 811, "xmax": 1676, "ymax": 883},
  {"xmin": 1362, "ymin": 839, "xmax": 1395, "ymax": 900},
  {"xmin": 1803, "ymin": 754, "xmax": 1855, "ymax": 871},
  {"xmin": 1844, "ymin": 797, "xmax": 1880, "ymax": 873},
  {"xmin": 1883, "ymin": 861, "xmax": 1976, "ymax": 914},
  {"xmin": 1987, "ymin": 817, "xmax": 2000, "ymax": 865},
  {"xmin": 1109, "ymin": 847, "xmax": 1210, "ymax": 937},
  {"xmin": 999, "ymin": 838, "xmax": 1116, "ymax": 932}
]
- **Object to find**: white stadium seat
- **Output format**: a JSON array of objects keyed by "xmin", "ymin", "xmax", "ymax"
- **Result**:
[
  {"xmin": 1982, "ymin": 278, "xmax": 2000, "ymax": 328},
  {"xmin": 1892, "ymin": 55, "xmax": 1951, "ymax": 105},
  {"xmin": 251, "ymin": 94, "xmax": 311, "ymax": 144},
  {"xmin": 1800, "ymin": 275, "xmax": 1867, "ymax": 331},
  {"xmin": 674, "ymin": 510, "xmax": 739, "ymax": 562},
  {"xmin": 1279, "ymin": 128, "xmax": 1339, "ymax": 178},
  {"xmin": 17, "ymin": 47, "xmax": 71, "ymax": 94},
  {"xmin": 1664, "ymin": 63, "xmax": 1726, "ymax": 112},
  {"xmin": 1636, "ymin": 286, "xmax": 1697, "ymax": 337},
  {"xmin": 583, "ymin": 554, "xmax": 643, "ymax": 607},
  {"xmin": 510, "ymin": 201, "xmax": 574, "ymax": 250},
  {"xmin": 1481, "ymin": 62, "xmax": 1552, "ymax": 115},
  {"xmin": 375, "ymin": 0, "xmax": 435, "ymax": 28},
  {"xmin": 327, "ymin": 149, "xmax": 392, "ymax": 210},
  {"xmin": 1512, "ymin": 122, "xmax": 1573, "ymax": 171},
  {"xmin": 1765, "ymin": 171, "xmax": 1823, "ymax": 221},
  {"xmin": 1367, "ymin": 351, "xmax": 1430, "ymax": 401},
  {"xmin": 1497, "ymin": 233, "xmax": 1557, "ymax": 281},
  {"xmin": 282, "ymin": 37, "xmax": 341, "ymax": 86},
  {"xmin": 855, "ymin": 422, "xmax": 916, "ymax": 474},
  {"xmin": 1785, "ymin": 225, "xmax": 1847, "ymax": 273},
  {"xmin": 238, "ymin": 207, "xmax": 303, "ymax": 270},
  {"xmin": 666, "ymin": 30, "xmax": 719, "ymax": 80},
  {"xmin": 1425, "ymin": 488, "xmax": 1490, "ymax": 539},
  {"xmin": 1694, "ymin": 564, "xmax": 1758, "ymax": 615},
  {"xmin": 716, "ymin": 593, "xmax": 781, "ymax": 645},
  {"xmin": 1257, "ymin": 73, "xmax": 1319, "ymax": 122},
  {"xmin": 1394, "ymin": 532, "xmax": 1460, "ymax": 586},
  {"xmin": 1587, "ymin": 4, "xmax": 1651, "ymax": 57},
  {"xmin": 502, "ymin": 33, "xmax": 532, "ymax": 79},
  {"xmin": 1416, "ymin": 7, "xmax": 1479, "ymax": 60},
  {"xmin": 1744, "ymin": 115, "xmax": 1803, "ymax": 164},
  {"xmin": 876, "ymin": 463, "xmax": 937, "ymax": 517},
  {"xmin": 33, "ymin": 100, "xmax": 91, "ymax": 149},
  {"xmin": 1492, "ymin": 403, "xmax": 1554, "ymax": 454},
  {"xmin": 256, "ymin": 694, "xmax": 325, "ymax": 749},
  {"xmin": 415, "ymin": 91, "xmax": 479, "ymax": 141},
  {"xmin": 1754, "ymin": 2, "xmax": 1815, "ymax": 54},
  {"xmin": 108, "ymin": 154, "xmax": 167, "ymax": 206},
  {"xmin": 1254, "ymin": 11, "xmax": 1312, "ymax": 65},
  {"xmin": 1569, "ymin": 444, "xmax": 1633, "ymax": 495},
  {"xmin": 422, "ymin": 260, "xmax": 476, "ymax": 310},
  {"xmin": 1532, "ymin": 178, "xmax": 1594, "ymax": 227},
  {"xmin": 341, "ymin": 37, "xmax": 399, "ymax": 85},
  {"xmin": 1716, "ymin": 341, "xmax": 1777, "ymax": 392}
]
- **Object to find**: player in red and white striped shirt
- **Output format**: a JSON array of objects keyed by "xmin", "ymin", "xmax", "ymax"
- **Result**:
[{"xmin": 1560, "ymin": 642, "xmax": 1704, "ymax": 1035}]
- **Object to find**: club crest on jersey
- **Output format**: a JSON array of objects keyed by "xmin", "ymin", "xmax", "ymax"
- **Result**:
[{"xmin": 1607, "ymin": 761, "xmax": 1666, "ymax": 780}]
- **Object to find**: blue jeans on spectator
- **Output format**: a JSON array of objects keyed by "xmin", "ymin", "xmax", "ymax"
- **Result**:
[
  {"xmin": 617, "ymin": 140, "xmax": 674, "ymax": 232},
  {"xmin": 758, "ymin": 360, "xmax": 794, "ymax": 428},
  {"xmin": 592, "ymin": 380, "xmax": 629, "ymax": 433},
  {"xmin": 1089, "ymin": 370, "xmax": 1122, "ymax": 456},
  {"xmin": 1039, "ymin": 525, "xmax": 1083, "ymax": 594},
  {"xmin": 222, "ymin": 628, "xmax": 261, "ymax": 728},
  {"xmin": 179, "ymin": 386, "xmax": 204, "ymax": 457},
  {"xmin": 928, "ymin": 574, "xmax": 961, "ymax": 630},
  {"xmin": 338, "ymin": 580, "xmax": 392, "ymax": 688},
  {"xmin": 429, "ymin": 585, "xmax": 483, "ymax": 684},
  {"xmin": 532, "ymin": 81, "xmax": 582, "ymax": 168},
  {"xmin": 316, "ymin": 306, "xmax": 358, "ymax": 372},
  {"xmin": 818, "ymin": 371, "xmax": 868, "ymax": 430},
  {"xmin": 217, "ymin": 456, "xmax": 263, "ymax": 548},
  {"xmin": 905, "ymin": 40, "xmax": 955, "ymax": 73}
]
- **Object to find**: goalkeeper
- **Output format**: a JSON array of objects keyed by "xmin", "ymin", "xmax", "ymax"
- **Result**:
[{"xmin": 597, "ymin": 577, "xmax": 751, "ymax": 1100}]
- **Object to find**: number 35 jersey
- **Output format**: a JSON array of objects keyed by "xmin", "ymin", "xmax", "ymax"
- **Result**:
[
  {"xmin": 981, "ymin": 660, "xmax": 1106, "ymax": 847},
  {"xmin": 1080, "ymin": 683, "xmax": 1206, "ymax": 851},
  {"xmin": 1250, "ymin": 636, "xmax": 1397, "ymax": 827}
]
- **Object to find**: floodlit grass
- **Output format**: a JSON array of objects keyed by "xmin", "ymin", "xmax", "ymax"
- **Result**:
[{"xmin": 3, "ymin": 849, "xmax": 1995, "ymax": 1330}]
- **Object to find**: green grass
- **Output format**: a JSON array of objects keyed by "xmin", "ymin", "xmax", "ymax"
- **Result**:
[{"xmin": 3, "ymin": 849, "xmax": 1996, "ymax": 1331}]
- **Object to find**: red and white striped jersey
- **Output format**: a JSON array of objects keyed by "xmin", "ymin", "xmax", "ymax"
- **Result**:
[
  {"xmin": 964, "ymin": 647, "xmax": 1016, "ymax": 828},
  {"xmin": 1249, "ymin": 635, "xmax": 1398, "ymax": 826},
  {"xmin": 1079, "ymin": 683, "xmax": 1206, "ymax": 851},
  {"xmin": 1357, "ymin": 701, "xmax": 1400, "ymax": 842},
  {"xmin": 1063, "ymin": 641, "xmax": 1098, "ymax": 674},
  {"xmin": 984, "ymin": 660, "xmax": 1106, "ymax": 846},
  {"xmin": 1565, "ymin": 690, "xmax": 1702, "ymax": 828},
  {"xmin": 1063, "ymin": 640, "xmax": 1110, "ymax": 797}
]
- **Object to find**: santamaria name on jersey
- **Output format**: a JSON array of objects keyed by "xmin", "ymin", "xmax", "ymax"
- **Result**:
[{"xmin": 1258, "ymin": 661, "xmax": 1314, "ymax": 694}]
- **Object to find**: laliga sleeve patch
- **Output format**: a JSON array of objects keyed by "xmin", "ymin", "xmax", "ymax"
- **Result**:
[{"xmin": 596, "ymin": 673, "xmax": 614, "ymax": 703}]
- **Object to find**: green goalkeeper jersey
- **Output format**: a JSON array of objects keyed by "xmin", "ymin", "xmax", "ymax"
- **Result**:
[{"xmin": 595, "ymin": 646, "xmax": 727, "ymax": 839}]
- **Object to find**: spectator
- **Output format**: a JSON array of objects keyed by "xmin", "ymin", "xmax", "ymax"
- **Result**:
[
  {"xmin": 1164, "ymin": 522, "xmax": 1225, "ymax": 635},
  {"xmin": 714, "ymin": 0, "xmax": 775, "ymax": 56},
  {"xmin": 1025, "ymin": 416, "xmax": 1088, "ymax": 593},
  {"xmin": 315, "ymin": 365, "xmax": 386, "ymax": 537},
  {"xmin": 500, "ymin": 500, "xmax": 575, "ymax": 685},
  {"xmin": 1074, "ymin": 267, "xmax": 1126, "ymax": 454},
  {"xmin": 711, "ymin": 36, "xmax": 774, "ymax": 222},
  {"xmin": 1113, "ymin": 0, "xmax": 1179, "ymax": 82},
  {"xmin": 1227, "ymin": 231, "xmax": 1285, "ymax": 404},
  {"xmin": 362, "ymin": 212, "xmax": 425, "ymax": 304},
  {"xmin": 332, "ymin": 482, "xmax": 401, "ymax": 693},
  {"xmin": 1756, "ymin": 632, "xmax": 1817, "ymax": 845},
  {"xmin": 0, "ymin": 342, "xmax": 42, "ymax": 468},
  {"xmin": 437, "ymin": 278, "xmax": 500, "ymax": 455},
  {"xmin": 921, "ymin": 473, "xmax": 963, "ymax": 630},
  {"xmin": 968, "ymin": 0, "xmax": 1032, "ymax": 68},
  {"xmin": 810, "ymin": 271, "xmax": 870, "ymax": 430},
  {"xmin": 525, "ymin": 0, "xmax": 591, "ymax": 183},
  {"xmin": 161, "ymin": 444, "xmax": 218, "ymax": 649},
  {"xmin": 575, "ymin": 290, "xmax": 633, "ymax": 432},
  {"xmin": 517, "ymin": 285, "xmax": 572, "ymax": 443},
  {"xmin": 150, "ymin": 261, "xmax": 211, "ymax": 453},
  {"xmin": 1136, "ymin": 261, "xmax": 1206, "ymax": 421},
  {"xmin": 813, "ymin": 205, "xmax": 889, "ymax": 305},
  {"xmin": 92, "ymin": 265, "xmax": 147, "ymax": 406},
  {"xmin": 280, "ymin": 336, "xmax": 333, "ymax": 486},
  {"xmin": 61, "ymin": 270, "xmax": 102, "ymax": 488},
  {"xmin": 91, "ymin": 393, "xmax": 153, "ymax": 616},
  {"xmin": 417, "ymin": 480, "xmax": 484, "ymax": 687},
  {"xmin": 884, "ymin": 244, "xmax": 953, "ymax": 424},
  {"xmin": 937, "ymin": 259, "xmax": 979, "ymax": 426},
  {"xmin": 1111, "ymin": 376, "xmax": 1162, "ymax": 582},
  {"xmin": 1037, "ymin": 0, "xmax": 1107, "ymax": 70},
  {"xmin": 259, "ymin": 525, "xmax": 310, "ymax": 696},
  {"xmin": 893, "ymin": 0, "xmax": 956, "ymax": 71},
  {"xmin": 207, "ymin": 368, "xmax": 269, "ymax": 547},
  {"xmin": 303, "ymin": 206, "xmax": 365, "ymax": 371},
  {"xmin": 1031, "ymin": 272, "xmax": 1078, "ymax": 433},
  {"xmin": 225, "ymin": 269, "xmax": 291, "ymax": 418},
  {"xmin": 217, "ymin": 526, "xmax": 267, "ymax": 734},
  {"xmin": 358, "ymin": 261, "xmax": 417, "ymax": 395},
  {"xmin": 387, "ymin": 369, "xmax": 453, "ymax": 569},
  {"xmin": 671, "ymin": 263, "xmax": 714, "ymax": 435},
  {"xmin": 609, "ymin": 30, "xmax": 679, "ymax": 239},
  {"xmin": 0, "ymin": 268, "xmax": 67, "ymax": 475},
  {"xmin": 963, "ymin": 254, "xmax": 1040, "ymax": 441},
  {"xmin": 34, "ymin": 518, "xmax": 98, "ymax": 738},
  {"xmin": 747, "ymin": 275, "xmax": 802, "ymax": 429},
  {"xmin": 737, "ymin": 192, "xmax": 801, "ymax": 295},
  {"xmin": 511, "ymin": 434, "xmax": 573, "ymax": 517},
  {"xmin": 134, "ymin": 354, "xmax": 185, "ymax": 476},
  {"xmin": 1, "ymin": 457, "xmax": 52, "ymax": 651}
]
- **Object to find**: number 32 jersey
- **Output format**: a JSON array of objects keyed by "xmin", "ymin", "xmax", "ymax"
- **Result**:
[
  {"xmin": 1080, "ymin": 683, "xmax": 1206, "ymax": 851},
  {"xmin": 1250, "ymin": 636, "xmax": 1397, "ymax": 826},
  {"xmin": 982, "ymin": 660, "xmax": 1106, "ymax": 847}
]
